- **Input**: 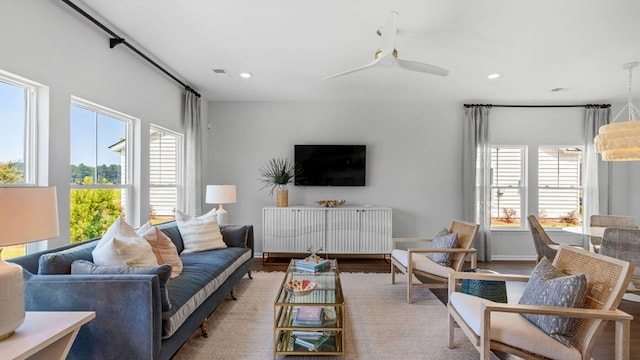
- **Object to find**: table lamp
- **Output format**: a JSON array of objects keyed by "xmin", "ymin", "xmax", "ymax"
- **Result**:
[
  {"xmin": 0, "ymin": 187, "xmax": 59, "ymax": 340},
  {"xmin": 205, "ymin": 185, "xmax": 236, "ymax": 225}
]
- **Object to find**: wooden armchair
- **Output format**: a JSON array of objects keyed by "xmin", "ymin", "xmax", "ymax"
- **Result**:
[
  {"xmin": 447, "ymin": 245, "xmax": 634, "ymax": 360},
  {"xmin": 391, "ymin": 220, "xmax": 479, "ymax": 303}
]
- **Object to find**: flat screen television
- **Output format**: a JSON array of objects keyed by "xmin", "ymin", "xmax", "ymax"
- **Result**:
[{"xmin": 294, "ymin": 145, "xmax": 366, "ymax": 186}]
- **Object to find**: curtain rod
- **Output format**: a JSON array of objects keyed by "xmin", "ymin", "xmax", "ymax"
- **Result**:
[
  {"xmin": 464, "ymin": 104, "xmax": 610, "ymax": 108},
  {"xmin": 62, "ymin": 0, "xmax": 201, "ymax": 98}
]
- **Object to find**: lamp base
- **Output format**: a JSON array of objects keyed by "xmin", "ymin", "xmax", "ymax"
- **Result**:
[
  {"xmin": 216, "ymin": 205, "xmax": 229, "ymax": 225},
  {"xmin": 0, "ymin": 249, "xmax": 25, "ymax": 340}
]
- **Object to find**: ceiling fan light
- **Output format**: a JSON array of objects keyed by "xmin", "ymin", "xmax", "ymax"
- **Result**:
[{"xmin": 594, "ymin": 120, "xmax": 640, "ymax": 161}]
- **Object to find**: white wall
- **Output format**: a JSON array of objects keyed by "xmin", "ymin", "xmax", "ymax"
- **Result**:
[
  {"xmin": 0, "ymin": 0, "xmax": 186, "ymax": 248},
  {"xmin": 208, "ymin": 102, "xmax": 639, "ymax": 259},
  {"xmin": 206, "ymin": 102, "xmax": 465, "ymax": 254}
]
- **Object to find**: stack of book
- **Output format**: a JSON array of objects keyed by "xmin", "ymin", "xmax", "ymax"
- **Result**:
[
  {"xmin": 295, "ymin": 259, "xmax": 331, "ymax": 272},
  {"xmin": 292, "ymin": 331, "xmax": 330, "ymax": 351},
  {"xmin": 293, "ymin": 306, "xmax": 324, "ymax": 327}
]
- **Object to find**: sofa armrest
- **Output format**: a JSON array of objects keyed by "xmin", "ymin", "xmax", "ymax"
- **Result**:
[{"xmin": 23, "ymin": 273, "xmax": 162, "ymax": 360}]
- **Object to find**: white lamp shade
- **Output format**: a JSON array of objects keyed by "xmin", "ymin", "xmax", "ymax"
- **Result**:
[
  {"xmin": 205, "ymin": 185, "xmax": 237, "ymax": 204},
  {"xmin": 0, "ymin": 186, "xmax": 60, "ymax": 246}
]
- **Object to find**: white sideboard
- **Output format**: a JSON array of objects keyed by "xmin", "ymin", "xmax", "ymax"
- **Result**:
[{"xmin": 262, "ymin": 206, "xmax": 392, "ymax": 260}]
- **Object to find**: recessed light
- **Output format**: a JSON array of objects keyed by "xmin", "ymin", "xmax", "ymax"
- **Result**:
[
  {"xmin": 487, "ymin": 73, "xmax": 501, "ymax": 79},
  {"xmin": 239, "ymin": 72, "xmax": 252, "ymax": 79}
]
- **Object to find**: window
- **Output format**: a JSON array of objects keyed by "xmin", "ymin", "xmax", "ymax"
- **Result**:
[
  {"xmin": 1, "ymin": 71, "xmax": 39, "ymax": 259},
  {"xmin": 0, "ymin": 74, "xmax": 36, "ymax": 185},
  {"xmin": 149, "ymin": 125, "xmax": 183, "ymax": 224},
  {"xmin": 70, "ymin": 98, "xmax": 134, "ymax": 243},
  {"xmin": 490, "ymin": 146, "xmax": 526, "ymax": 228},
  {"xmin": 538, "ymin": 146, "xmax": 583, "ymax": 228}
]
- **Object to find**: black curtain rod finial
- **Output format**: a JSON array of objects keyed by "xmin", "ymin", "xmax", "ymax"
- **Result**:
[{"xmin": 109, "ymin": 37, "xmax": 125, "ymax": 49}]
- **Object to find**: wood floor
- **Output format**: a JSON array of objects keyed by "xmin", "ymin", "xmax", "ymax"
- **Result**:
[{"xmin": 252, "ymin": 256, "xmax": 640, "ymax": 360}]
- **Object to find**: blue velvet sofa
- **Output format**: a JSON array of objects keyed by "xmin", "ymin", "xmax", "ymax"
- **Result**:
[{"xmin": 9, "ymin": 221, "xmax": 254, "ymax": 360}]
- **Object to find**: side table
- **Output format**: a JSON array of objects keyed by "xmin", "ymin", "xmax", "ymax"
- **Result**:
[{"xmin": 0, "ymin": 311, "xmax": 95, "ymax": 360}]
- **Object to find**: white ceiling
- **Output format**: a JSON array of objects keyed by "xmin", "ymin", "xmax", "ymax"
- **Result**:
[{"xmin": 77, "ymin": 0, "xmax": 640, "ymax": 104}]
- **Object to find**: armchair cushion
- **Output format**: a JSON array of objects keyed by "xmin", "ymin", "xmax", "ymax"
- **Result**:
[
  {"xmin": 391, "ymin": 249, "xmax": 454, "ymax": 278},
  {"xmin": 517, "ymin": 258, "xmax": 587, "ymax": 347},
  {"xmin": 426, "ymin": 231, "xmax": 459, "ymax": 266},
  {"xmin": 450, "ymin": 292, "xmax": 581, "ymax": 360}
]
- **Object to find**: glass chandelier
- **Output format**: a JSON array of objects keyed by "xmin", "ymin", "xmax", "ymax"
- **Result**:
[{"xmin": 594, "ymin": 61, "xmax": 640, "ymax": 161}]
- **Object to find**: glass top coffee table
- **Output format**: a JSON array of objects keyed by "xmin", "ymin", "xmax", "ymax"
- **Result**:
[{"xmin": 273, "ymin": 258, "xmax": 345, "ymax": 359}]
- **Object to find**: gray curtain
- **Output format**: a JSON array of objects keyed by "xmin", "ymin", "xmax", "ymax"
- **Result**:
[
  {"xmin": 183, "ymin": 91, "xmax": 203, "ymax": 215},
  {"xmin": 462, "ymin": 106, "xmax": 491, "ymax": 261},
  {"xmin": 583, "ymin": 106, "xmax": 611, "ymax": 229}
]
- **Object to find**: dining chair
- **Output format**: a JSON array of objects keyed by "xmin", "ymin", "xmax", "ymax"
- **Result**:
[
  {"xmin": 527, "ymin": 215, "xmax": 561, "ymax": 262},
  {"xmin": 390, "ymin": 219, "xmax": 479, "ymax": 303},
  {"xmin": 448, "ymin": 245, "xmax": 634, "ymax": 360},
  {"xmin": 589, "ymin": 215, "xmax": 638, "ymax": 253},
  {"xmin": 600, "ymin": 227, "xmax": 640, "ymax": 294}
]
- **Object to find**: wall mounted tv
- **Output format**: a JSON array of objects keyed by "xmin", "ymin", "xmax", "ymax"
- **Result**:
[{"xmin": 294, "ymin": 144, "xmax": 366, "ymax": 186}]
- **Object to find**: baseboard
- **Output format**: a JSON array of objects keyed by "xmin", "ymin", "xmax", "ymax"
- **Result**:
[{"xmin": 490, "ymin": 255, "xmax": 537, "ymax": 261}]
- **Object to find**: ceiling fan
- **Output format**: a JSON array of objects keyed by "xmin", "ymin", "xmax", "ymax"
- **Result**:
[{"xmin": 324, "ymin": 11, "xmax": 450, "ymax": 80}]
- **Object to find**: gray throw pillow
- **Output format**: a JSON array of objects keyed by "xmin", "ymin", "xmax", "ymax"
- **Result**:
[
  {"xmin": 71, "ymin": 260, "xmax": 172, "ymax": 311},
  {"xmin": 518, "ymin": 258, "xmax": 587, "ymax": 347},
  {"xmin": 38, "ymin": 241, "xmax": 97, "ymax": 274},
  {"xmin": 426, "ymin": 231, "xmax": 459, "ymax": 267},
  {"xmin": 220, "ymin": 225, "xmax": 249, "ymax": 247}
]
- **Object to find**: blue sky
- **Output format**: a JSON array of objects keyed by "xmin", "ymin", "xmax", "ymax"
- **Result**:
[
  {"xmin": 0, "ymin": 81, "xmax": 25, "ymax": 163},
  {"xmin": 70, "ymin": 105, "xmax": 124, "ymax": 167},
  {"xmin": 1, "ymin": 80, "xmax": 124, "ymax": 167}
]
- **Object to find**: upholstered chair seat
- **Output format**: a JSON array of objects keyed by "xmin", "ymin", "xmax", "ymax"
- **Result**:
[
  {"xmin": 449, "ymin": 292, "xmax": 581, "ymax": 360},
  {"xmin": 390, "ymin": 249, "xmax": 455, "ymax": 279}
]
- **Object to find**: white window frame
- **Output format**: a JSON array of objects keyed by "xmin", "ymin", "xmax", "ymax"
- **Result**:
[
  {"xmin": 149, "ymin": 124, "xmax": 184, "ymax": 221},
  {"xmin": 70, "ymin": 97, "xmax": 136, "ymax": 219},
  {"xmin": 0, "ymin": 70, "xmax": 38, "ymax": 185},
  {"xmin": 1, "ymin": 69, "xmax": 49, "ymax": 254},
  {"xmin": 490, "ymin": 145, "xmax": 528, "ymax": 230},
  {"xmin": 537, "ymin": 145, "xmax": 583, "ymax": 228}
]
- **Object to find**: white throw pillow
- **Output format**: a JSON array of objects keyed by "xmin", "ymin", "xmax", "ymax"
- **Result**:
[
  {"xmin": 92, "ymin": 217, "xmax": 159, "ymax": 266},
  {"xmin": 137, "ymin": 222, "xmax": 183, "ymax": 278},
  {"xmin": 175, "ymin": 209, "xmax": 226, "ymax": 254}
]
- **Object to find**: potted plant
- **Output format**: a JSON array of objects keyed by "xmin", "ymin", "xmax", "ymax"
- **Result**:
[{"xmin": 259, "ymin": 158, "xmax": 297, "ymax": 207}]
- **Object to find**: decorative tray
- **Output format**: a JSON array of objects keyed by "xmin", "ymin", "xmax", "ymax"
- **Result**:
[{"xmin": 316, "ymin": 200, "xmax": 346, "ymax": 207}]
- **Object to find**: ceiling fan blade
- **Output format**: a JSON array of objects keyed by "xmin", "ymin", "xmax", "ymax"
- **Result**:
[
  {"xmin": 380, "ymin": 11, "xmax": 399, "ymax": 56},
  {"xmin": 396, "ymin": 58, "xmax": 450, "ymax": 76},
  {"xmin": 323, "ymin": 58, "xmax": 381, "ymax": 80}
]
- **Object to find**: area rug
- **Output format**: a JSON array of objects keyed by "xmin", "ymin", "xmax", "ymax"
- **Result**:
[{"xmin": 173, "ymin": 272, "xmax": 492, "ymax": 359}]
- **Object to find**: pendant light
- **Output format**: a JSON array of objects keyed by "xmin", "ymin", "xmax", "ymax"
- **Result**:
[{"xmin": 594, "ymin": 61, "xmax": 640, "ymax": 161}]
